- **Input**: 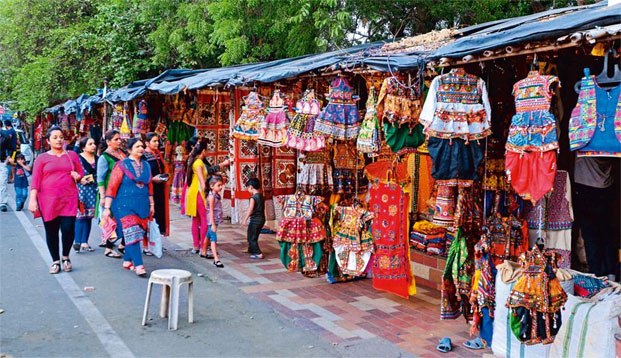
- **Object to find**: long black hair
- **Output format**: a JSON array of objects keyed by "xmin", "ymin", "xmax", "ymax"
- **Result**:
[{"xmin": 185, "ymin": 138, "xmax": 208, "ymax": 187}]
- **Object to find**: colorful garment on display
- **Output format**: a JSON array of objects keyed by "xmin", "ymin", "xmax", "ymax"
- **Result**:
[
  {"xmin": 357, "ymin": 87, "xmax": 381, "ymax": 153},
  {"xmin": 505, "ymin": 150, "xmax": 556, "ymax": 203},
  {"xmin": 297, "ymin": 149, "xmax": 332, "ymax": 195},
  {"xmin": 332, "ymin": 143, "xmax": 367, "ymax": 194},
  {"xmin": 234, "ymin": 138, "xmax": 259, "ymax": 200},
  {"xmin": 314, "ymin": 77, "xmax": 361, "ymax": 140},
  {"xmin": 427, "ymin": 136, "xmax": 483, "ymax": 180},
  {"xmin": 276, "ymin": 193, "xmax": 326, "ymax": 274},
  {"xmin": 441, "ymin": 228, "xmax": 474, "ymax": 320},
  {"xmin": 120, "ymin": 103, "xmax": 132, "ymax": 139},
  {"xmin": 408, "ymin": 152, "xmax": 435, "ymax": 217},
  {"xmin": 410, "ymin": 220, "xmax": 446, "ymax": 254},
  {"xmin": 196, "ymin": 89, "xmax": 232, "ymax": 168},
  {"xmin": 285, "ymin": 90, "xmax": 326, "ymax": 151},
  {"xmin": 376, "ymin": 75, "xmax": 422, "ymax": 125},
  {"xmin": 332, "ymin": 205, "xmax": 374, "ymax": 276},
  {"xmin": 133, "ymin": 99, "xmax": 149, "ymax": 135},
  {"xmin": 111, "ymin": 104, "xmax": 124, "ymax": 129},
  {"xmin": 369, "ymin": 181, "xmax": 415, "ymax": 298},
  {"xmin": 432, "ymin": 179, "xmax": 479, "ymax": 232},
  {"xmin": 420, "ymin": 68, "xmax": 492, "ymax": 141},
  {"xmin": 272, "ymin": 146, "xmax": 296, "ymax": 196},
  {"xmin": 483, "ymin": 213, "xmax": 529, "ymax": 267},
  {"xmin": 232, "ymin": 91, "xmax": 265, "ymax": 140},
  {"xmin": 569, "ymin": 69, "xmax": 621, "ymax": 158},
  {"xmin": 384, "ymin": 122, "xmax": 425, "ymax": 154},
  {"xmin": 171, "ymin": 159, "xmax": 185, "ymax": 205},
  {"xmin": 506, "ymin": 246, "xmax": 568, "ymax": 345},
  {"xmin": 469, "ymin": 234, "xmax": 497, "ymax": 345},
  {"xmin": 258, "ymin": 90, "xmax": 288, "ymax": 147},
  {"xmin": 506, "ymin": 71, "xmax": 560, "ymax": 153}
]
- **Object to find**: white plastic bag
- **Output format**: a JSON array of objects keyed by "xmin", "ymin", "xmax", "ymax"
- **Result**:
[{"xmin": 148, "ymin": 220, "xmax": 163, "ymax": 258}]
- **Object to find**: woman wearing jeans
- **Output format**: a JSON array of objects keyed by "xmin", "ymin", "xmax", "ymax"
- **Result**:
[
  {"xmin": 73, "ymin": 137, "xmax": 98, "ymax": 252},
  {"xmin": 29, "ymin": 126, "xmax": 84, "ymax": 274},
  {"xmin": 102, "ymin": 138, "xmax": 154, "ymax": 277}
]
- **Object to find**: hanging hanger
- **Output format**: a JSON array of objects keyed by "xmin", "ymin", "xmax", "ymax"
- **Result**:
[
  {"xmin": 595, "ymin": 47, "xmax": 621, "ymax": 88},
  {"xmin": 530, "ymin": 53, "xmax": 539, "ymax": 72}
]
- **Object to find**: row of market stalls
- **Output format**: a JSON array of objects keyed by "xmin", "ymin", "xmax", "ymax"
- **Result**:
[{"xmin": 41, "ymin": 1, "xmax": 620, "ymax": 355}]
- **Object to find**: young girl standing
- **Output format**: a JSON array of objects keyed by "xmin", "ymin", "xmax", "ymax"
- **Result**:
[{"xmin": 204, "ymin": 175, "xmax": 225, "ymax": 268}]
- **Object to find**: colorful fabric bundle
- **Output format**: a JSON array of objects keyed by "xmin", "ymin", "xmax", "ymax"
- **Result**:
[
  {"xmin": 506, "ymin": 246, "xmax": 568, "ymax": 345},
  {"xmin": 573, "ymin": 274, "xmax": 609, "ymax": 298}
]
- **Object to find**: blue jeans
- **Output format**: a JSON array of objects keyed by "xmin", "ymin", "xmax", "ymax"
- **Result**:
[
  {"xmin": 207, "ymin": 225, "xmax": 218, "ymax": 243},
  {"xmin": 124, "ymin": 241, "xmax": 143, "ymax": 267},
  {"xmin": 74, "ymin": 218, "xmax": 92, "ymax": 245},
  {"xmin": 15, "ymin": 186, "xmax": 28, "ymax": 209}
]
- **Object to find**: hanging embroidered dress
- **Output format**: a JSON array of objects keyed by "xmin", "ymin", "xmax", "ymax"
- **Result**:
[
  {"xmin": 332, "ymin": 143, "xmax": 367, "ymax": 194},
  {"xmin": 232, "ymin": 91, "xmax": 265, "ymax": 140},
  {"xmin": 376, "ymin": 75, "xmax": 422, "ymax": 126},
  {"xmin": 258, "ymin": 90, "xmax": 289, "ymax": 147},
  {"xmin": 506, "ymin": 246, "xmax": 568, "ymax": 345},
  {"xmin": 314, "ymin": 77, "xmax": 361, "ymax": 140},
  {"xmin": 133, "ymin": 99, "xmax": 149, "ymax": 135},
  {"xmin": 276, "ymin": 194, "xmax": 326, "ymax": 274},
  {"xmin": 369, "ymin": 181, "xmax": 415, "ymax": 298},
  {"xmin": 469, "ymin": 234, "xmax": 497, "ymax": 347},
  {"xmin": 356, "ymin": 87, "xmax": 381, "ymax": 154},
  {"xmin": 285, "ymin": 90, "xmax": 326, "ymax": 151},
  {"xmin": 569, "ymin": 69, "xmax": 621, "ymax": 158},
  {"xmin": 420, "ymin": 68, "xmax": 491, "ymax": 180},
  {"xmin": 297, "ymin": 150, "xmax": 333, "ymax": 195},
  {"xmin": 332, "ymin": 205, "xmax": 374, "ymax": 276},
  {"xmin": 441, "ymin": 228, "xmax": 474, "ymax": 320},
  {"xmin": 505, "ymin": 71, "xmax": 560, "ymax": 203},
  {"xmin": 171, "ymin": 145, "xmax": 186, "ymax": 204}
]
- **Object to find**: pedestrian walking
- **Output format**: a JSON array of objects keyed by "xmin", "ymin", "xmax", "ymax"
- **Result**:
[
  {"xmin": 242, "ymin": 178, "xmax": 266, "ymax": 259},
  {"xmin": 102, "ymin": 138, "xmax": 154, "ymax": 277},
  {"xmin": 29, "ymin": 126, "xmax": 83, "ymax": 274},
  {"xmin": 73, "ymin": 137, "xmax": 98, "ymax": 253},
  {"xmin": 12, "ymin": 153, "xmax": 31, "ymax": 211},
  {"xmin": 144, "ymin": 132, "xmax": 169, "ymax": 246},
  {"xmin": 96, "ymin": 130, "xmax": 125, "ymax": 258},
  {"xmin": 184, "ymin": 139, "xmax": 210, "ymax": 256},
  {"xmin": 205, "ymin": 175, "xmax": 225, "ymax": 268}
]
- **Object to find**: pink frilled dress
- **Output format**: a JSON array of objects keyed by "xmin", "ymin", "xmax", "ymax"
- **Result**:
[{"xmin": 31, "ymin": 151, "xmax": 83, "ymax": 222}]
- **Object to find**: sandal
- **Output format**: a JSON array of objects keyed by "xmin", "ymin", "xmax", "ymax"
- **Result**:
[
  {"xmin": 104, "ymin": 250, "xmax": 122, "ymax": 258},
  {"xmin": 463, "ymin": 337, "xmax": 485, "ymax": 350},
  {"xmin": 117, "ymin": 245, "xmax": 125, "ymax": 254},
  {"xmin": 436, "ymin": 337, "xmax": 452, "ymax": 353},
  {"xmin": 62, "ymin": 259, "xmax": 72, "ymax": 272},
  {"xmin": 142, "ymin": 249, "xmax": 154, "ymax": 256},
  {"xmin": 73, "ymin": 243, "xmax": 81, "ymax": 252},
  {"xmin": 213, "ymin": 260, "xmax": 224, "ymax": 268},
  {"xmin": 122, "ymin": 261, "xmax": 134, "ymax": 271},
  {"xmin": 134, "ymin": 265, "xmax": 147, "ymax": 277},
  {"xmin": 81, "ymin": 244, "xmax": 94, "ymax": 252},
  {"xmin": 49, "ymin": 261, "xmax": 61, "ymax": 274}
]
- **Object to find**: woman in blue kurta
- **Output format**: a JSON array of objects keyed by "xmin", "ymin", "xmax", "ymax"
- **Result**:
[{"xmin": 102, "ymin": 138, "xmax": 154, "ymax": 277}]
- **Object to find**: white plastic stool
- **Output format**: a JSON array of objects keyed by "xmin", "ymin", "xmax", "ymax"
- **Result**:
[{"xmin": 142, "ymin": 269, "xmax": 194, "ymax": 330}]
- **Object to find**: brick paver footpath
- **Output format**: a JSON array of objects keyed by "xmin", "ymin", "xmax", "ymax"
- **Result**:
[{"xmin": 167, "ymin": 206, "xmax": 484, "ymax": 358}]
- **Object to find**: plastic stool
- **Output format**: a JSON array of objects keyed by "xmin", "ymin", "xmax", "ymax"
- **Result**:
[{"xmin": 142, "ymin": 269, "xmax": 194, "ymax": 330}]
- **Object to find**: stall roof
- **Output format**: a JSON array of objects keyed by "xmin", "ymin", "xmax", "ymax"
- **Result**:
[{"xmin": 433, "ymin": 1, "xmax": 621, "ymax": 59}]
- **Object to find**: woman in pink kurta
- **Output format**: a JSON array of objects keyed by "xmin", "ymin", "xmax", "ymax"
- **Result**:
[{"xmin": 29, "ymin": 126, "xmax": 83, "ymax": 274}]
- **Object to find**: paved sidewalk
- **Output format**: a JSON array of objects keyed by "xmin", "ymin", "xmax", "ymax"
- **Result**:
[{"xmin": 167, "ymin": 207, "xmax": 485, "ymax": 358}]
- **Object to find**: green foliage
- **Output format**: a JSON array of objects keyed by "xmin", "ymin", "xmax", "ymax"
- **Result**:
[{"xmin": 0, "ymin": 0, "xmax": 597, "ymax": 121}]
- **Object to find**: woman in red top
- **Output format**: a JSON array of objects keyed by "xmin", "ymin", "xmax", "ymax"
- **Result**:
[{"xmin": 29, "ymin": 126, "xmax": 83, "ymax": 274}]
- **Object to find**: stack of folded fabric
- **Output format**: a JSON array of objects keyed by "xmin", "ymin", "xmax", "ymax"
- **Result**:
[{"xmin": 410, "ymin": 221, "xmax": 446, "ymax": 254}]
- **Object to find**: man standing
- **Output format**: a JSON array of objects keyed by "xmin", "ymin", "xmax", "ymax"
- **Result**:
[{"xmin": 0, "ymin": 126, "xmax": 12, "ymax": 211}]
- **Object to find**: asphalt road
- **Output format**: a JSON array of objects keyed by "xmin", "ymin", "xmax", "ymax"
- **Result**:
[{"xmin": 0, "ymin": 191, "xmax": 412, "ymax": 358}]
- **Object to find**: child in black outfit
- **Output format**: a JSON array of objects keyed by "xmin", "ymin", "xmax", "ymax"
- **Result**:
[
  {"xmin": 13, "ymin": 153, "xmax": 31, "ymax": 211},
  {"xmin": 242, "ymin": 178, "xmax": 265, "ymax": 259}
]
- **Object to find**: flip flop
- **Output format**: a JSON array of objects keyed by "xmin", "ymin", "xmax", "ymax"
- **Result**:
[
  {"xmin": 463, "ymin": 337, "xmax": 485, "ymax": 350},
  {"xmin": 104, "ymin": 250, "xmax": 122, "ymax": 259},
  {"xmin": 436, "ymin": 337, "xmax": 452, "ymax": 353},
  {"xmin": 213, "ymin": 260, "xmax": 224, "ymax": 268}
]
